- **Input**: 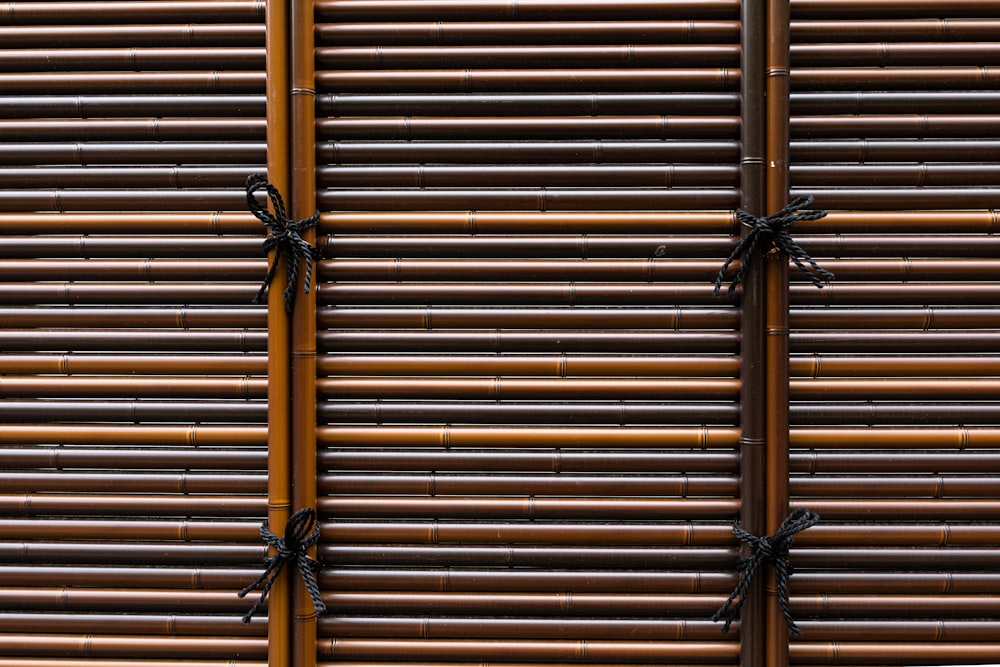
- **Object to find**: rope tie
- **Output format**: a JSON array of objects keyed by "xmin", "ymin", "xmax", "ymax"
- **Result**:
[
  {"xmin": 238, "ymin": 507, "xmax": 326, "ymax": 623},
  {"xmin": 714, "ymin": 195, "xmax": 833, "ymax": 296},
  {"xmin": 246, "ymin": 173, "xmax": 321, "ymax": 313},
  {"xmin": 712, "ymin": 507, "xmax": 820, "ymax": 636}
]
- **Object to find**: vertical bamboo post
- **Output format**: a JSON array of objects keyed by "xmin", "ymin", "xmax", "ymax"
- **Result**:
[
  {"xmin": 264, "ymin": 1, "xmax": 292, "ymax": 665},
  {"xmin": 766, "ymin": 0, "xmax": 792, "ymax": 664},
  {"xmin": 290, "ymin": 0, "xmax": 318, "ymax": 665},
  {"xmin": 739, "ymin": 0, "xmax": 767, "ymax": 665}
]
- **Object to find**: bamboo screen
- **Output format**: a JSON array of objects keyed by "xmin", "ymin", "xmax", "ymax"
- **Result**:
[
  {"xmin": 0, "ymin": 1, "xmax": 270, "ymax": 665},
  {"xmin": 314, "ymin": 1, "xmax": 745, "ymax": 665},
  {"xmin": 785, "ymin": 1, "xmax": 1000, "ymax": 665}
]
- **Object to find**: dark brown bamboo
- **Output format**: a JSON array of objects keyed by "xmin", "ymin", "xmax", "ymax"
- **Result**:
[
  {"xmin": 0, "ymin": 119, "xmax": 265, "ymax": 140},
  {"xmin": 0, "ymin": 24, "xmax": 263, "ymax": 47},
  {"xmin": 0, "ymin": 96, "xmax": 265, "ymax": 119},
  {"xmin": 791, "ymin": 0, "xmax": 1000, "ymax": 18},
  {"xmin": 791, "ymin": 19, "xmax": 1000, "ymax": 41},
  {"xmin": 314, "ymin": 0, "xmax": 740, "ymax": 20},
  {"xmin": 0, "ymin": 636, "xmax": 267, "ymax": 659},
  {"xmin": 317, "ymin": 116, "xmax": 740, "ymax": 140},
  {"xmin": 3, "ymin": 1, "xmax": 265, "ymax": 23},
  {"xmin": 317, "ymin": 92, "xmax": 740, "ymax": 115}
]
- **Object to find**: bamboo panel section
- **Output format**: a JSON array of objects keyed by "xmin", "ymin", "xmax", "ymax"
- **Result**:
[
  {"xmin": 315, "ymin": 1, "xmax": 742, "ymax": 665},
  {"xmin": 787, "ymin": 2, "xmax": 1000, "ymax": 664},
  {"xmin": 0, "ymin": 2, "xmax": 268, "ymax": 665}
]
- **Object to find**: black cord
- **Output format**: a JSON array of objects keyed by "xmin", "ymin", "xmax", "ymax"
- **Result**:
[
  {"xmin": 238, "ymin": 507, "xmax": 326, "ymax": 623},
  {"xmin": 711, "ymin": 508, "xmax": 820, "ymax": 635},
  {"xmin": 714, "ymin": 195, "xmax": 833, "ymax": 297},
  {"xmin": 246, "ymin": 173, "xmax": 321, "ymax": 314}
]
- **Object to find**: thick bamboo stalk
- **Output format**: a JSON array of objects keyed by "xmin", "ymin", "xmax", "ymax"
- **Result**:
[
  {"xmin": 0, "ymin": 24, "xmax": 262, "ymax": 47},
  {"xmin": 314, "ymin": 0, "xmax": 740, "ymax": 20}
]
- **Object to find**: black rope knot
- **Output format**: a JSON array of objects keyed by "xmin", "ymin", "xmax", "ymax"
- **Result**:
[
  {"xmin": 714, "ymin": 195, "xmax": 833, "ymax": 297},
  {"xmin": 246, "ymin": 173, "xmax": 321, "ymax": 314},
  {"xmin": 238, "ymin": 507, "xmax": 326, "ymax": 623},
  {"xmin": 712, "ymin": 508, "xmax": 820, "ymax": 636}
]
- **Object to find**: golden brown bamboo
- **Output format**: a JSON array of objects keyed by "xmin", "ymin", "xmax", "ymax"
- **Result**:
[
  {"xmin": 4, "ymin": 1, "xmax": 265, "ymax": 23},
  {"xmin": 0, "ymin": 424, "xmax": 266, "ymax": 446},
  {"xmin": 0, "ymin": 635, "xmax": 267, "ymax": 659},
  {"xmin": 265, "ymin": 0, "xmax": 293, "ymax": 665},
  {"xmin": 792, "ymin": 19, "xmax": 1000, "ymax": 41},
  {"xmin": 1, "ymin": 354, "xmax": 266, "ymax": 375}
]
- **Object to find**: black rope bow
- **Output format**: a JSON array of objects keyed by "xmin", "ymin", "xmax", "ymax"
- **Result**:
[
  {"xmin": 714, "ymin": 195, "xmax": 833, "ymax": 297},
  {"xmin": 246, "ymin": 173, "xmax": 321, "ymax": 314},
  {"xmin": 712, "ymin": 508, "xmax": 820, "ymax": 636},
  {"xmin": 238, "ymin": 507, "xmax": 326, "ymax": 623}
]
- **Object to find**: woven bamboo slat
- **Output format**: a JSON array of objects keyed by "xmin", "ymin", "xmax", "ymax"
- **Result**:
[{"xmin": 0, "ymin": 2, "xmax": 269, "ymax": 664}]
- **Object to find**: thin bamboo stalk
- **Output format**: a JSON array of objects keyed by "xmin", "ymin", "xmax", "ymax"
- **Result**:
[
  {"xmin": 290, "ymin": 1, "xmax": 318, "ymax": 666},
  {"xmin": 265, "ymin": 1, "xmax": 293, "ymax": 665}
]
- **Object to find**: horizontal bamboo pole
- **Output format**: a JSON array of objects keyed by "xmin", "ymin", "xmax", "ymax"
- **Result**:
[
  {"xmin": 320, "ymin": 258, "xmax": 1000, "ymax": 281},
  {"xmin": 791, "ymin": 66, "xmax": 1000, "ymax": 90},
  {"xmin": 0, "ymin": 24, "xmax": 262, "ymax": 48},
  {"xmin": 0, "ymin": 166, "xmax": 265, "ymax": 188},
  {"xmin": 0, "ymin": 119, "xmax": 265, "ymax": 140},
  {"xmin": 791, "ymin": 0, "xmax": 999, "ymax": 19},
  {"xmin": 1, "ymin": 355, "xmax": 266, "ymax": 375},
  {"xmin": 0, "ymin": 213, "xmax": 259, "ymax": 234},
  {"xmin": 323, "ymin": 568, "xmax": 736, "ymax": 593},
  {"xmin": 0, "ymin": 424, "xmax": 266, "ymax": 445},
  {"xmin": 0, "ymin": 401, "xmax": 266, "ymax": 423},
  {"xmin": 323, "ymin": 282, "xmax": 1000, "ymax": 307},
  {"xmin": 0, "ymin": 635, "xmax": 266, "ymax": 659},
  {"xmin": 0, "ymin": 375, "xmax": 267, "ymax": 400},
  {"xmin": 317, "ymin": 45, "xmax": 739, "ymax": 68},
  {"xmin": 314, "ymin": 0, "xmax": 740, "ymax": 20},
  {"xmin": 0, "ymin": 660, "xmax": 265, "ymax": 667},
  {"xmin": 1, "ymin": 543, "xmax": 265, "ymax": 564},
  {"xmin": 4, "ymin": 1, "xmax": 264, "ymax": 23},
  {"xmin": 321, "ymin": 209, "xmax": 997, "ymax": 234},
  {"xmin": 0, "ymin": 330, "xmax": 267, "ymax": 352},
  {"xmin": 319, "ymin": 354, "xmax": 739, "ymax": 377},
  {"xmin": 793, "ymin": 91, "xmax": 1000, "ymax": 114},
  {"xmin": 323, "ymin": 520, "xmax": 1000, "ymax": 547},
  {"xmin": 791, "ymin": 115, "xmax": 1000, "ymax": 139},
  {"xmin": 1, "ymin": 495, "xmax": 266, "ymax": 517},
  {"xmin": 791, "ymin": 404, "xmax": 1000, "ymax": 426},
  {"xmin": 324, "ymin": 189, "xmax": 741, "ymax": 210},
  {"xmin": 318, "ymin": 426, "xmax": 740, "ymax": 448},
  {"xmin": 792, "ymin": 139, "xmax": 1000, "ymax": 163},
  {"xmin": 1, "ymin": 447, "xmax": 265, "ymax": 469},
  {"xmin": 0, "ymin": 96, "xmax": 265, "ymax": 119},
  {"xmin": 323, "ymin": 617, "xmax": 731, "ymax": 640},
  {"xmin": 794, "ymin": 164, "xmax": 1000, "ymax": 187},
  {"xmin": 0, "ymin": 48, "xmax": 263, "ymax": 71},
  {"xmin": 790, "ymin": 451, "xmax": 1000, "ymax": 472},
  {"xmin": 318, "ymin": 638, "xmax": 738, "ymax": 662},
  {"xmin": 0, "ymin": 190, "xmax": 256, "ymax": 212},
  {"xmin": 791, "ymin": 20, "xmax": 1000, "ymax": 42},
  {"xmin": 0, "ymin": 588, "xmax": 261, "ymax": 612},
  {"xmin": 0, "ymin": 613, "xmax": 264, "ymax": 636},
  {"xmin": 0, "ymin": 72, "xmax": 264, "ymax": 94},
  {"xmin": 2, "ymin": 472, "xmax": 266, "ymax": 494},
  {"xmin": 793, "ymin": 501, "xmax": 1000, "ymax": 521},
  {"xmin": 319, "ymin": 164, "xmax": 739, "ymax": 188},
  {"xmin": 0, "ymin": 309, "xmax": 265, "ymax": 328},
  {"xmin": 317, "ymin": 378, "xmax": 739, "ymax": 400},
  {"xmin": 321, "ymin": 497, "xmax": 738, "ymax": 520},
  {"xmin": 314, "ymin": 353, "xmax": 1000, "ymax": 378},
  {"xmin": 0, "ymin": 260, "xmax": 263, "ymax": 281},
  {"xmin": 0, "ymin": 566, "xmax": 257, "ymax": 589},
  {"xmin": 0, "ymin": 284, "xmax": 261, "ymax": 305},
  {"xmin": 794, "ymin": 573, "xmax": 1000, "ymax": 595},
  {"xmin": 792, "ymin": 42, "xmax": 1000, "ymax": 66},
  {"xmin": 324, "ymin": 592, "xmax": 726, "ymax": 616},
  {"xmin": 789, "ymin": 642, "xmax": 1000, "ymax": 666},
  {"xmin": 319, "ymin": 402, "xmax": 738, "ymax": 426},
  {"xmin": 317, "ymin": 92, "xmax": 740, "ymax": 115},
  {"xmin": 2, "ymin": 144, "xmax": 265, "ymax": 167},
  {"xmin": 317, "ymin": 116, "xmax": 740, "ymax": 140},
  {"xmin": 322, "ymin": 476, "xmax": 737, "ymax": 498},
  {"xmin": 318, "ymin": 21, "xmax": 739, "ymax": 46},
  {"xmin": 317, "ymin": 69, "xmax": 740, "ymax": 93},
  {"xmin": 789, "ymin": 379, "xmax": 1000, "ymax": 401},
  {"xmin": 318, "ymin": 331, "xmax": 739, "ymax": 353}
]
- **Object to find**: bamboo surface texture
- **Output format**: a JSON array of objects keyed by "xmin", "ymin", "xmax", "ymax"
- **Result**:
[
  {"xmin": 0, "ymin": 1, "xmax": 269, "ymax": 665},
  {"xmin": 4, "ymin": 0, "xmax": 1000, "ymax": 666},
  {"xmin": 784, "ymin": 1, "xmax": 1000, "ymax": 664}
]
